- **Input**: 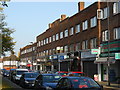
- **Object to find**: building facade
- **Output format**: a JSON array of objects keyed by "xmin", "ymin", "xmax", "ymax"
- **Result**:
[{"xmin": 20, "ymin": 1, "xmax": 120, "ymax": 81}]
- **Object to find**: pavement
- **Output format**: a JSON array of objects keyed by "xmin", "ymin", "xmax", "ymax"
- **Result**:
[{"xmin": 98, "ymin": 81, "xmax": 120, "ymax": 90}]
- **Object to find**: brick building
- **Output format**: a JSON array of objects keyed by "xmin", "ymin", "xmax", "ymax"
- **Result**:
[{"xmin": 20, "ymin": 1, "xmax": 120, "ymax": 81}]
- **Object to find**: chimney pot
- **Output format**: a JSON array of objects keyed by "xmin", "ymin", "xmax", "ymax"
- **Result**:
[
  {"xmin": 61, "ymin": 14, "xmax": 66, "ymax": 21},
  {"xmin": 78, "ymin": 2, "xmax": 84, "ymax": 12}
]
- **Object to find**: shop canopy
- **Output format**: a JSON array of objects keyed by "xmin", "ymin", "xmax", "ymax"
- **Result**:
[{"xmin": 94, "ymin": 57, "xmax": 116, "ymax": 64}]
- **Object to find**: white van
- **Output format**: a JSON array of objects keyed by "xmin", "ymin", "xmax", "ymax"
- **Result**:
[{"xmin": 12, "ymin": 69, "xmax": 28, "ymax": 83}]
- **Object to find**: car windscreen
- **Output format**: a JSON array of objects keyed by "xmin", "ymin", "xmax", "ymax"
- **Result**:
[
  {"xmin": 71, "ymin": 77, "xmax": 100, "ymax": 88},
  {"xmin": 59, "ymin": 73, "xmax": 67, "ymax": 76},
  {"xmin": 17, "ymin": 71, "xmax": 28, "ymax": 75},
  {"xmin": 43, "ymin": 75, "xmax": 61, "ymax": 82},
  {"xmin": 25, "ymin": 73, "xmax": 39, "ymax": 78}
]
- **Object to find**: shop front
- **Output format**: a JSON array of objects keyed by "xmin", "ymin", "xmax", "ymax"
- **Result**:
[{"xmin": 81, "ymin": 50, "xmax": 98, "ymax": 79}]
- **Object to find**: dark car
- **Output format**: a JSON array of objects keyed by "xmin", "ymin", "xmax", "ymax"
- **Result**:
[
  {"xmin": 55, "ymin": 71, "xmax": 68, "ymax": 77},
  {"xmin": 19, "ymin": 72, "xmax": 39, "ymax": 88},
  {"xmin": 34, "ymin": 73, "xmax": 62, "ymax": 89},
  {"xmin": 67, "ymin": 71, "xmax": 85, "ymax": 76},
  {"xmin": 56, "ymin": 76, "xmax": 103, "ymax": 90},
  {"xmin": 3, "ymin": 70, "xmax": 10, "ymax": 77}
]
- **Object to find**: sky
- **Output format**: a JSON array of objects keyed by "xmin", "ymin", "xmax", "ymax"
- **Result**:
[{"xmin": 3, "ymin": 0, "xmax": 96, "ymax": 56}]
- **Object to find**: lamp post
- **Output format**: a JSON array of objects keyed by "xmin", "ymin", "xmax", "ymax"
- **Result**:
[
  {"xmin": 30, "ymin": 42, "xmax": 34, "ymax": 70},
  {"xmin": 57, "ymin": 47, "xmax": 61, "ymax": 72}
]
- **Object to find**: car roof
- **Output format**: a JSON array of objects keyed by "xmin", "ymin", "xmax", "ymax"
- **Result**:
[
  {"xmin": 56, "ymin": 71, "xmax": 68, "ymax": 73},
  {"xmin": 42, "ymin": 73, "xmax": 60, "ymax": 76},
  {"xmin": 69, "ymin": 71, "xmax": 83, "ymax": 73},
  {"xmin": 24, "ymin": 72, "xmax": 39, "ymax": 74},
  {"xmin": 63, "ymin": 76, "xmax": 91, "ymax": 79},
  {"xmin": 16, "ymin": 69, "xmax": 28, "ymax": 71}
]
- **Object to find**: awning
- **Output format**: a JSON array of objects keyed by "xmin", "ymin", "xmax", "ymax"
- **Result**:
[{"xmin": 94, "ymin": 57, "xmax": 116, "ymax": 64}]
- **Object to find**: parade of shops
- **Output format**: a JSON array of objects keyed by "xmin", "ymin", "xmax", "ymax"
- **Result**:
[{"xmin": 20, "ymin": 1, "xmax": 120, "ymax": 82}]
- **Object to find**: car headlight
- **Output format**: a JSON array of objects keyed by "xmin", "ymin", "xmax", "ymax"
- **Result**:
[
  {"xmin": 45, "ymin": 86, "xmax": 53, "ymax": 90},
  {"xmin": 25, "ymin": 81, "xmax": 29, "ymax": 83}
]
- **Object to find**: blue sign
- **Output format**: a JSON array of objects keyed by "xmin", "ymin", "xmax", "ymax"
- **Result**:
[{"xmin": 59, "ymin": 56, "xmax": 64, "ymax": 60}]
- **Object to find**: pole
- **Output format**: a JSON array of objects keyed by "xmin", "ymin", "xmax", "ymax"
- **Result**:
[{"xmin": 107, "ymin": 1, "xmax": 110, "ymax": 86}]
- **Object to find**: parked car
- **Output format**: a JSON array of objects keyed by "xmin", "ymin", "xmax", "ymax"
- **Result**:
[
  {"xmin": 0, "ymin": 69, "xmax": 6, "ymax": 75},
  {"xmin": 34, "ymin": 73, "xmax": 62, "ymax": 89},
  {"xmin": 56, "ymin": 76, "xmax": 103, "ymax": 90},
  {"xmin": 12, "ymin": 69, "xmax": 29, "ymax": 83},
  {"xmin": 3, "ymin": 70, "xmax": 10, "ymax": 77},
  {"xmin": 19, "ymin": 72, "xmax": 39, "ymax": 88},
  {"xmin": 9, "ymin": 69, "xmax": 16, "ymax": 80},
  {"xmin": 55, "ymin": 71, "xmax": 68, "ymax": 77},
  {"xmin": 67, "ymin": 71, "xmax": 85, "ymax": 76}
]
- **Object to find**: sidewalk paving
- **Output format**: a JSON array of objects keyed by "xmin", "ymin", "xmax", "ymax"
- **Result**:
[{"xmin": 98, "ymin": 81, "xmax": 120, "ymax": 90}]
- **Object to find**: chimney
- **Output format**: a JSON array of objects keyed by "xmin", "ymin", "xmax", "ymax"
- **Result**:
[
  {"xmin": 61, "ymin": 14, "xmax": 66, "ymax": 21},
  {"xmin": 78, "ymin": 2, "xmax": 84, "ymax": 12},
  {"xmin": 48, "ymin": 23, "xmax": 52, "ymax": 28}
]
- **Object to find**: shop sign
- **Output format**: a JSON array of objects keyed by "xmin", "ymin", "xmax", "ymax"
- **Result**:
[
  {"xmin": 115, "ymin": 53, "xmax": 120, "ymax": 59},
  {"xmin": 53, "ymin": 55, "xmax": 58, "ymax": 60},
  {"xmin": 59, "ymin": 55, "xmax": 64, "ymax": 60},
  {"xmin": 81, "ymin": 50, "xmax": 97, "ymax": 58},
  {"xmin": 101, "ymin": 41, "xmax": 120, "ymax": 53},
  {"xmin": 91, "ymin": 49, "xmax": 99, "ymax": 54}
]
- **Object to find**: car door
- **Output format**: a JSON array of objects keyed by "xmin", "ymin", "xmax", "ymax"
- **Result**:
[
  {"xmin": 57, "ymin": 78, "xmax": 71, "ymax": 89},
  {"xmin": 34, "ymin": 75, "xmax": 42, "ymax": 88}
]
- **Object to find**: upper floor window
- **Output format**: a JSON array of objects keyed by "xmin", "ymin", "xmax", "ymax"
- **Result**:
[
  {"xmin": 64, "ymin": 29, "xmax": 68, "ymax": 37},
  {"xmin": 113, "ymin": 2, "xmax": 120, "ymax": 14},
  {"xmin": 41, "ymin": 40, "xmax": 43, "ymax": 46},
  {"xmin": 82, "ymin": 40, "xmax": 88, "ymax": 50},
  {"xmin": 69, "ymin": 44, "xmax": 74, "ymax": 52},
  {"xmin": 52, "ymin": 35, "xmax": 55, "ymax": 41},
  {"xmin": 60, "ymin": 32, "xmax": 63, "ymax": 39},
  {"xmin": 69, "ymin": 27, "xmax": 74, "ymax": 36},
  {"xmin": 64, "ymin": 45, "xmax": 69, "ymax": 52},
  {"xmin": 75, "ymin": 24, "xmax": 80, "ymax": 33},
  {"xmin": 56, "ymin": 33, "xmax": 59, "ymax": 40},
  {"xmin": 49, "ymin": 37, "xmax": 52, "ymax": 43},
  {"xmin": 114, "ymin": 27, "xmax": 120, "ymax": 39},
  {"xmin": 103, "ymin": 7, "xmax": 109, "ymax": 19},
  {"xmin": 75, "ymin": 43, "xmax": 80, "ymax": 51},
  {"xmin": 44, "ymin": 39, "xmax": 46, "ymax": 45},
  {"xmin": 46, "ymin": 38, "xmax": 48, "ymax": 44},
  {"xmin": 90, "ymin": 38, "xmax": 97, "ymax": 49},
  {"xmin": 82, "ymin": 20, "xmax": 88, "ymax": 30},
  {"xmin": 102, "ymin": 30, "xmax": 109, "ymax": 41},
  {"xmin": 90, "ymin": 16, "xmax": 97, "ymax": 28}
]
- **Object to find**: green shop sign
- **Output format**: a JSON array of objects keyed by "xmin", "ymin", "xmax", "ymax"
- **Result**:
[{"xmin": 101, "ymin": 41, "xmax": 120, "ymax": 53}]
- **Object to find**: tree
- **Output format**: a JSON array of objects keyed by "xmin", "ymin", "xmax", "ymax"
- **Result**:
[{"xmin": 0, "ymin": 1, "xmax": 16, "ymax": 56}]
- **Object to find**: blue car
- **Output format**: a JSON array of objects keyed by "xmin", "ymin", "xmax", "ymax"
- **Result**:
[
  {"xmin": 19, "ymin": 72, "xmax": 39, "ymax": 88},
  {"xmin": 34, "ymin": 73, "xmax": 62, "ymax": 89},
  {"xmin": 56, "ymin": 76, "xmax": 103, "ymax": 90}
]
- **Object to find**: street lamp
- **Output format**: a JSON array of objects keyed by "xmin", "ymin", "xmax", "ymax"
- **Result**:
[
  {"xmin": 30, "ymin": 42, "xmax": 34, "ymax": 70},
  {"xmin": 56, "ymin": 47, "xmax": 61, "ymax": 72}
]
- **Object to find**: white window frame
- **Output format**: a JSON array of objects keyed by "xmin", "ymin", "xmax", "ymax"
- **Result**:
[
  {"xmin": 102, "ymin": 30, "xmax": 108, "ymax": 41},
  {"xmin": 113, "ymin": 2, "xmax": 120, "ymax": 15},
  {"xmin": 103, "ymin": 7, "xmax": 109, "ymax": 19},
  {"xmin": 52, "ymin": 35, "xmax": 55, "ymax": 41},
  {"xmin": 49, "ymin": 37, "xmax": 52, "ymax": 43},
  {"xmin": 75, "ymin": 24, "xmax": 80, "ymax": 33},
  {"xmin": 64, "ymin": 29, "xmax": 68, "ymax": 37},
  {"xmin": 82, "ymin": 40, "xmax": 88, "ymax": 50},
  {"xmin": 69, "ymin": 27, "xmax": 74, "ymax": 36},
  {"xmin": 82, "ymin": 20, "xmax": 88, "ymax": 30},
  {"xmin": 56, "ymin": 33, "xmax": 59, "ymax": 40},
  {"xmin": 60, "ymin": 32, "xmax": 63, "ymax": 39},
  {"xmin": 114, "ymin": 27, "xmax": 120, "ymax": 39},
  {"xmin": 90, "ymin": 16, "xmax": 97, "ymax": 28},
  {"xmin": 90, "ymin": 38, "xmax": 97, "ymax": 49}
]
